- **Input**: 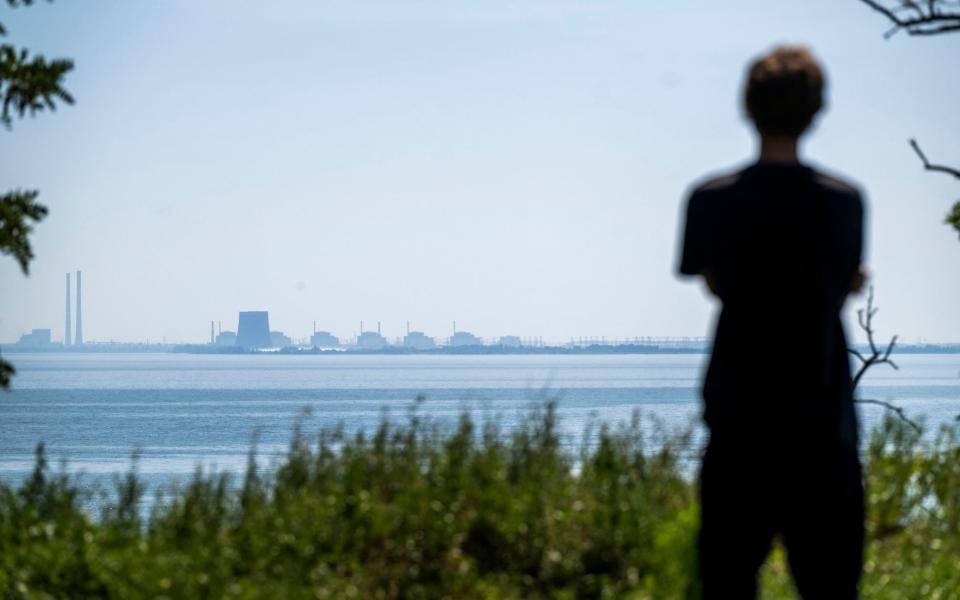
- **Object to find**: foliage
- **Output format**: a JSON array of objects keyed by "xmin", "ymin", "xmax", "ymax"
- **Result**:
[
  {"xmin": 1, "ymin": 405, "xmax": 957, "ymax": 599},
  {"xmin": 0, "ymin": 189, "xmax": 46, "ymax": 274},
  {"xmin": 0, "ymin": 39, "xmax": 74, "ymax": 128},
  {"xmin": 0, "ymin": 0, "xmax": 73, "ymax": 389}
]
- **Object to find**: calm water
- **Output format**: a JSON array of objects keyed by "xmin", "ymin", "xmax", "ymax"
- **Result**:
[{"xmin": 1, "ymin": 352, "xmax": 958, "ymax": 490}]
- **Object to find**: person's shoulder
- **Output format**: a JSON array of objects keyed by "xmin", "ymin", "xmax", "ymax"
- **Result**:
[
  {"xmin": 688, "ymin": 165, "xmax": 747, "ymax": 198},
  {"xmin": 808, "ymin": 165, "xmax": 864, "ymax": 202}
]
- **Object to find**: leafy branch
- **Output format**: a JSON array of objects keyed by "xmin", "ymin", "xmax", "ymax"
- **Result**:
[
  {"xmin": 0, "ymin": 1, "xmax": 74, "ymax": 128},
  {"xmin": 0, "ymin": 189, "xmax": 47, "ymax": 274},
  {"xmin": 909, "ymin": 139, "xmax": 960, "ymax": 237},
  {"xmin": 0, "ymin": 45, "xmax": 73, "ymax": 127},
  {"xmin": 0, "ymin": 0, "xmax": 72, "ymax": 389},
  {"xmin": 848, "ymin": 287, "xmax": 921, "ymax": 433}
]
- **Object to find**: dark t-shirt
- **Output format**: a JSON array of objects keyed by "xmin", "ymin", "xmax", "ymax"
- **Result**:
[{"xmin": 678, "ymin": 162, "xmax": 864, "ymax": 446}]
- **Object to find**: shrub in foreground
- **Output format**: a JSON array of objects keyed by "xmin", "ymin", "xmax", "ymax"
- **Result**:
[{"xmin": 1, "ymin": 404, "xmax": 957, "ymax": 599}]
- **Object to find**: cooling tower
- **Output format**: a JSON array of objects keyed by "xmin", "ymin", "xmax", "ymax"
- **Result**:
[{"xmin": 236, "ymin": 311, "xmax": 271, "ymax": 349}]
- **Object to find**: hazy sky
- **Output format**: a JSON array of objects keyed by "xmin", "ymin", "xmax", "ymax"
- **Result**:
[{"xmin": 1, "ymin": 0, "xmax": 958, "ymax": 345}]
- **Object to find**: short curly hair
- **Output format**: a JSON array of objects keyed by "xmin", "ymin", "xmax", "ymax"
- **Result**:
[{"xmin": 744, "ymin": 46, "xmax": 825, "ymax": 136}]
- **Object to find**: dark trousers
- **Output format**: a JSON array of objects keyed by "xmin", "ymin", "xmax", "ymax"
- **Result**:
[{"xmin": 697, "ymin": 431, "xmax": 864, "ymax": 599}]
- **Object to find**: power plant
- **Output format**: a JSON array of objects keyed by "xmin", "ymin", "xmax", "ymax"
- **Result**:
[{"xmin": 43, "ymin": 273, "xmax": 709, "ymax": 352}]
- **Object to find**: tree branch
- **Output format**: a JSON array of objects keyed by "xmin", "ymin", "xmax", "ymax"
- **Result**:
[
  {"xmin": 850, "ymin": 288, "xmax": 918, "ymax": 431},
  {"xmin": 859, "ymin": 0, "xmax": 960, "ymax": 37},
  {"xmin": 857, "ymin": 398, "xmax": 922, "ymax": 433},
  {"xmin": 0, "ymin": 189, "xmax": 47, "ymax": 274},
  {"xmin": 910, "ymin": 139, "xmax": 960, "ymax": 180}
]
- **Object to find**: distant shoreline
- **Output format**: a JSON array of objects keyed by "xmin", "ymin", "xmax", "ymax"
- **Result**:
[{"xmin": 4, "ymin": 343, "xmax": 960, "ymax": 355}]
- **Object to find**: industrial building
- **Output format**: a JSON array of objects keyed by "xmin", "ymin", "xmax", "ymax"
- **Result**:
[
  {"xmin": 403, "ymin": 330, "xmax": 435, "ymax": 350},
  {"xmin": 310, "ymin": 331, "xmax": 339, "ymax": 348},
  {"xmin": 16, "ymin": 329, "xmax": 53, "ymax": 347},
  {"xmin": 216, "ymin": 331, "xmax": 237, "ymax": 346},
  {"xmin": 450, "ymin": 330, "xmax": 483, "ymax": 347},
  {"xmin": 499, "ymin": 335, "xmax": 522, "ymax": 347},
  {"xmin": 270, "ymin": 331, "xmax": 292, "ymax": 348},
  {"xmin": 236, "ymin": 311, "xmax": 271, "ymax": 349},
  {"xmin": 356, "ymin": 322, "xmax": 387, "ymax": 350}
]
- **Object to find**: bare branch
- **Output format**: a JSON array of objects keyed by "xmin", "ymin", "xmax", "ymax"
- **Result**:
[
  {"xmin": 850, "ymin": 288, "xmax": 917, "ymax": 430},
  {"xmin": 847, "ymin": 347, "xmax": 867, "ymax": 364},
  {"xmin": 859, "ymin": 0, "xmax": 960, "ymax": 36},
  {"xmin": 882, "ymin": 334, "xmax": 898, "ymax": 359},
  {"xmin": 909, "ymin": 139, "xmax": 960, "ymax": 180},
  {"xmin": 857, "ymin": 398, "xmax": 923, "ymax": 433}
]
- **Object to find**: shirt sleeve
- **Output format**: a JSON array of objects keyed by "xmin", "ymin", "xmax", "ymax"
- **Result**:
[
  {"xmin": 851, "ymin": 191, "xmax": 864, "ymax": 270},
  {"xmin": 839, "ymin": 190, "xmax": 864, "ymax": 287},
  {"xmin": 678, "ymin": 191, "xmax": 708, "ymax": 276}
]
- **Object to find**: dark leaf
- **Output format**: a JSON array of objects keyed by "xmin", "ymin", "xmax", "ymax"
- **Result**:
[{"xmin": 0, "ymin": 354, "xmax": 13, "ymax": 390}]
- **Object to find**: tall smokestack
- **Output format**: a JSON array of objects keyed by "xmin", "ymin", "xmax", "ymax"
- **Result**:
[
  {"xmin": 75, "ymin": 270, "xmax": 83, "ymax": 345},
  {"xmin": 210, "ymin": 321, "xmax": 215, "ymax": 344},
  {"xmin": 64, "ymin": 273, "xmax": 72, "ymax": 346}
]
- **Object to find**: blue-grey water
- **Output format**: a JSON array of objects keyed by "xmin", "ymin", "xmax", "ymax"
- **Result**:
[{"xmin": 1, "ymin": 352, "xmax": 958, "ymax": 491}]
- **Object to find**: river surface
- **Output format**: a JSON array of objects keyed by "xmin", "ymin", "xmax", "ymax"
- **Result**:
[{"xmin": 1, "ymin": 352, "xmax": 957, "ymax": 490}]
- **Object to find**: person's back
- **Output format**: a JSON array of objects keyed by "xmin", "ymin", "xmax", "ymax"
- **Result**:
[{"xmin": 678, "ymin": 47, "xmax": 866, "ymax": 598}]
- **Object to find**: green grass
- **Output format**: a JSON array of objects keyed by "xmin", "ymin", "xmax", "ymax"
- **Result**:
[{"xmin": 1, "ymin": 403, "xmax": 958, "ymax": 599}]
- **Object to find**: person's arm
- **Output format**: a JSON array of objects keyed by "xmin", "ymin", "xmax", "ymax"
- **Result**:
[
  {"xmin": 678, "ymin": 191, "xmax": 717, "ymax": 294},
  {"xmin": 840, "ymin": 191, "xmax": 866, "ymax": 305},
  {"xmin": 849, "ymin": 266, "xmax": 866, "ymax": 295},
  {"xmin": 703, "ymin": 269, "xmax": 719, "ymax": 296}
]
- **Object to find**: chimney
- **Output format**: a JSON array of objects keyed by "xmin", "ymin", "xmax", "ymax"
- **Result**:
[
  {"xmin": 64, "ymin": 273, "xmax": 72, "ymax": 346},
  {"xmin": 377, "ymin": 321, "xmax": 381, "ymax": 336},
  {"xmin": 75, "ymin": 270, "xmax": 83, "ymax": 345},
  {"xmin": 210, "ymin": 321, "xmax": 215, "ymax": 344}
]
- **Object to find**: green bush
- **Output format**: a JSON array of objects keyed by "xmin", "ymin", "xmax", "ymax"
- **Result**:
[{"xmin": 1, "ymin": 403, "xmax": 957, "ymax": 599}]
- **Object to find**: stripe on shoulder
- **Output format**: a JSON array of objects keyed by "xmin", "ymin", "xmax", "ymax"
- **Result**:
[{"xmin": 694, "ymin": 171, "xmax": 741, "ymax": 194}]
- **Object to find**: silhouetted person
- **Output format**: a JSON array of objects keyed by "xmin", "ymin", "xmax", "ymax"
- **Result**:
[{"xmin": 678, "ymin": 47, "xmax": 866, "ymax": 598}]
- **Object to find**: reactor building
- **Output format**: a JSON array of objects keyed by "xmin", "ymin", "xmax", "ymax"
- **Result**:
[
  {"xmin": 310, "ymin": 331, "xmax": 339, "ymax": 348},
  {"xmin": 356, "ymin": 322, "xmax": 387, "ymax": 350},
  {"xmin": 236, "ymin": 311, "xmax": 271, "ymax": 349}
]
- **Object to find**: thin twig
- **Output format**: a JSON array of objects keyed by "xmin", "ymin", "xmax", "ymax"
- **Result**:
[
  {"xmin": 857, "ymin": 399, "xmax": 922, "ymax": 433},
  {"xmin": 850, "ymin": 287, "xmax": 914, "ymax": 430},
  {"xmin": 859, "ymin": 0, "xmax": 960, "ymax": 36},
  {"xmin": 909, "ymin": 139, "xmax": 960, "ymax": 180},
  {"xmin": 850, "ymin": 288, "xmax": 899, "ymax": 390}
]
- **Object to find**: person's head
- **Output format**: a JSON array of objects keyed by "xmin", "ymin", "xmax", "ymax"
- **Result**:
[{"xmin": 744, "ymin": 46, "xmax": 825, "ymax": 139}]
